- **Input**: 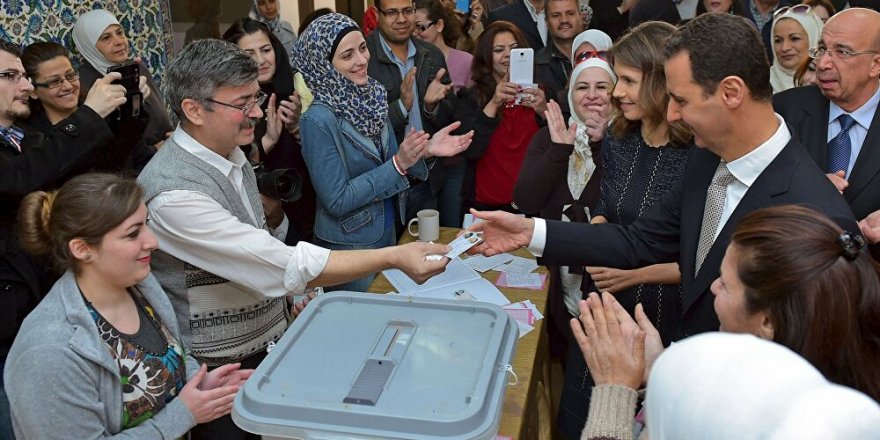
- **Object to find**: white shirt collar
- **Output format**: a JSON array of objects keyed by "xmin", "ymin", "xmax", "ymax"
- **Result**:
[
  {"xmin": 726, "ymin": 113, "xmax": 791, "ymax": 188},
  {"xmin": 172, "ymin": 125, "xmax": 250, "ymax": 179},
  {"xmin": 523, "ymin": 0, "xmax": 543, "ymax": 21},
  {"xmin": 828, "ymin": 80, "xmax": 880, "ymax": 130}
]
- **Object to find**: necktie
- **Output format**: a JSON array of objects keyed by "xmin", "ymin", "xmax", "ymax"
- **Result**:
[
  {"xmin": 695, "ymin": 161, "xmax": 737, "ymax": 276},
  {"xmin": 0, "ymin": 125, "xmax": 24, "ymax": 153},
  {"xmin": 827, "ymin": 114, "xmax": 856, "ymax": 175}
]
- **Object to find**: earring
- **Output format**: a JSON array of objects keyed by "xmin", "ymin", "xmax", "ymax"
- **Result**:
[{"xmin": 85, "ymin": 253, "xmax": 92, "ymax": 262}]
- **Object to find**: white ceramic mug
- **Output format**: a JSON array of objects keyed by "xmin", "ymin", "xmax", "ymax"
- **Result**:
[{"xmin": 407, "ymin": 209, "xmax": 440, "ymax": 242}]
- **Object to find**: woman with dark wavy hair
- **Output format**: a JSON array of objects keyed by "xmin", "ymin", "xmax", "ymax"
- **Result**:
[{"xmin": 456, "ymin": 21, "xmax": 547, "ymax": 214}]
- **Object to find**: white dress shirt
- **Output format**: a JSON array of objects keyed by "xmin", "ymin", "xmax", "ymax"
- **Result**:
[
  {"xmin": 527, "ymin": 114, "xmax": 792, "ymax": 255},
  {"xmin": 827, "ymin": 81, "xmax": 880, "ymax": 178},
  {"xmin": 146, "ymin": 127, "xmax": 331, "ymax": 296},
  {"xmin": 523, "ymin": 0, "xmax": 548, "ymax": 45}
]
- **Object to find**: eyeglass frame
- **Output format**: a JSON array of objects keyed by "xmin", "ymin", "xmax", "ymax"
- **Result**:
[
  {"xmin": 808, "ymin": 46, "xmax": 880, "ymax": 60},
  {"xmin": 415, "ymin": 20, "xmax": 438, "ymax": 33},
  {"xmin": 376, "ymin": 5, "xmax": 417, "ymax": 19},
  {"xmin": 773, "ymin": 4, "xmax": 811, "ymax": 18},
  {"xmin": 32, "ymin": 71, "xmax": 80, "ymax": 89},
  {"xmin": 0, "ymin": 70, "xmax": 30, "ymax": 85},
  {"xmin": 575, "ymin": 50, "xmax": 609, "ymax": 64},
  {"xmin": 206, "ymin": 90, "xmax": 268, "ymax": 115}
]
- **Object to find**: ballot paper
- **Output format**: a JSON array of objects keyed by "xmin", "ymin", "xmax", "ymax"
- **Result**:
[
  {"xmin": 496, "ymin": 272, "xmax": 546, "ymax": 290},
  {"xmin": 383, "ymin": 258, "xmax": 511, "ymax": 306},
  {"xmin": 496, "ymin": 256, "xmax": 539, "ymax": 274},
  {"xmin": 503, "ymin": 300, "xmax": 544, "ymax": 338},
  {"xmin": 461, "ymin": 253, "xmax": 515, "ymax": 272}
]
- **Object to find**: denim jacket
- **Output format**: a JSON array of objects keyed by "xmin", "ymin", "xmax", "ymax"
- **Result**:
[{"xmin": 299, "ymin": 102, "xmax": 428, "ymax": 246}]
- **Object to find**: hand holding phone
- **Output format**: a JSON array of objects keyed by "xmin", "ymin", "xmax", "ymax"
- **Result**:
[{"xmin": 106, "ymin": 60, "xmax": 142, "ymax": 119}]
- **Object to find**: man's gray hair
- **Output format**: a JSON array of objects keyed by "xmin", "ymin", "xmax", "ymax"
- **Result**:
[{"xmin": 162, "ymin": 39, "xmax": 259, "ymax": 123}]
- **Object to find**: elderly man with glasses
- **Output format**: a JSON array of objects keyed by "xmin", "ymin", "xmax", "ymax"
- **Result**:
[
  {"xmin": 137, "ymin": 38, "xmax": 452, "ymax": 440},
  {"xmin": 773, "ymin": 7, "xmax": 880, "ymax": 258},
  {"xmin": 0, "ymin": 38, "xmax": 131, "ymax": 439}
]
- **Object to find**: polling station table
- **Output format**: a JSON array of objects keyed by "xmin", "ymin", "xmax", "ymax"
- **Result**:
[{"xmin": 368, "ymin": 227, "xmax": 553, "ymax": 440}]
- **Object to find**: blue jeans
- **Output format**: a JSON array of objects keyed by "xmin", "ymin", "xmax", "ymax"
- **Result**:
[{"xmin": 0, "ymin": 357, "xmax": 15, "ymax": 440}]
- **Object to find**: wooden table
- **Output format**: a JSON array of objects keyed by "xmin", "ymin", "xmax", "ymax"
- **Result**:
[{"xmin": 368, "ymin": 227, "xmax": 553, "ymax": 440}]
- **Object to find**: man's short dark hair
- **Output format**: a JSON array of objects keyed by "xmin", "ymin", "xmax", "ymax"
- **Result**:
[
  {"xmin": 0, "ymin": 40, "xmax": 22, "ymax": 58},
  {"xmin": 665, "ymin": 13, "xmax": 772, "ymax": 101}
]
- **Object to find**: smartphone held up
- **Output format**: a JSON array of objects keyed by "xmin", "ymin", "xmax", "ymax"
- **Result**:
[{"xmin": 106, "ymin": 60, "xmax": 142, "ymax": 120}]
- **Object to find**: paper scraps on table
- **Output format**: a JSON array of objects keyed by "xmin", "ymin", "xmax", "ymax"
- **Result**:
[
  {"xmin": 461, "ymin": 253, "xmax": 514, "ymax": 272},
  {"xmin": 495, "ymin": 256, "xmax": 539, "ymax": 274},
  {"xmin": 496, "ymin": 272, "xmax": 546, "ymax": 290},
  {"xmin": 503, "ymin": 300, "xmax": 544, "ymax": 338}
]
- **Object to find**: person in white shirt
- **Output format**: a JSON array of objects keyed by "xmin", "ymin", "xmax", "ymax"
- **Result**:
[
  {"xmin": 137, "ymin": 39, "xmax": 451, "ymax": 440},
  {"xmin": 467, "ymin": 13, "xmax": 857, "ymax": 340}
]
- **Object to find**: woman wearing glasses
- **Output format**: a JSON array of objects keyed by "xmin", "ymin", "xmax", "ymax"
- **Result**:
[
  {"xmin": 21, "ymin": 42, "xmax": 150, "ymax": 175},
  {"xmin": 73, "ymin": 9, "xmax": 174, "ymax": 170},
  {"xmin": 770, "ymin": 5, "xmax": 823, "ymax": 93},
  {"xmin": 552, "ymin": 22, "xmax": 693, "ymax": 440},
  {"xmin": 414, "ymin": 0, "xmax": 474, "ymax": 92},
  {"xmin": 293, "ymin": 14, "xmax": 472, "ymax": 291}
]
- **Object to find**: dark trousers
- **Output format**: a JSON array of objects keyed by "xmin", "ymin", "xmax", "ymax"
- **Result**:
[{"xmin": 190, "ymin": 351, "xmax": 267, "ymax": 440}]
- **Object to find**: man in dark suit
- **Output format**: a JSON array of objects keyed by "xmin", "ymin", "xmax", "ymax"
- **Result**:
[
  {"xmin": 468, "ymin": 13, "xmax": 857, "ymax": 338},
  {"xmin": 487, "ymin": 0, "xmax": 547, "ymax": 50},
  {"xmin": 773, "ymin": 8, "xmax": 880, "ymax": 254},
  {"xmin": 0, "ymin": 39, "xmax": 127, "ymax": 438}
]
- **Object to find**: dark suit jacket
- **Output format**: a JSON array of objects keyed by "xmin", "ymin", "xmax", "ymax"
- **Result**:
[
  {"xmin": 773, "ymin": 86, "xmax": 880, "ymax": 222},
  {"xmin": 0, "ymin": 107, "xmax": 114, "ymax": 355},
  {"xmin": 539, "ymin": 139, "xmax": 857, "ymax": 338},
  {"xmin": 487, "ymin": 0, "xmax": 545, "ymax": 50}
]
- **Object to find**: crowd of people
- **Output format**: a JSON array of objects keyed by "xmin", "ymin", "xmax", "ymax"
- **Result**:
[{"xmin": 1, "ymin": 0, "xmax": 880, "ymax": 439}]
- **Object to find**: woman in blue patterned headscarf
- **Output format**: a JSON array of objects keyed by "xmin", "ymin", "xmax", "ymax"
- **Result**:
[{"xmin": 293, "ymin": 13, "xmax": 472, "ymax": 292}]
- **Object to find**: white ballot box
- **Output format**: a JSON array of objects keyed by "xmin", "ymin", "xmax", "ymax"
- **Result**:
[{"xmin": 232, "ymin": 292, "xmax": 519, "ymax": 440}]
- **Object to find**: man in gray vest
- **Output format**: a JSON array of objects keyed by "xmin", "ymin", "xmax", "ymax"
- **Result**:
[{"xmin": 138, "ymin": 39, "xmax": 450, "ymax": 440}]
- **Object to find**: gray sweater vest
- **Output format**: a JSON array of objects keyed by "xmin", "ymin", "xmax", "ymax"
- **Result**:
[{"xmin": 138, "ymin": 138, "xmax": 288, "ymax": 364}]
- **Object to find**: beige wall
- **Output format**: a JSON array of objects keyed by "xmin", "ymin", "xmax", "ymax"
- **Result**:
[{"xmin": 280, "ymin": 0, "xmax": 342, "ymax": 33}]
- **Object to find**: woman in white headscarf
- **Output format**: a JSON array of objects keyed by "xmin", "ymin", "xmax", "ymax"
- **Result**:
[
  {"xmin": 72, "ymin": 9, "xmax": 173, "ymax": 170},
  {"xmin": 514, "ymin": 56, "xmax": 616, "ymax": 356},
  {"xmin": 249, "ymin": 0, "xmax": 298, "ymax": 61},
  {"xmin": 571, "ymin": 29, "xmax": 614, "ymax": 65},
  {"xmin": 769, "ymin": 6, "xmax": 823, "ymax": 93}
]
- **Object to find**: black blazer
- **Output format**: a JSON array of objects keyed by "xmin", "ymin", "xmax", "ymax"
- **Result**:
[
  {"xmin": 539, "ymin": 139, "xmax": 857, "ymax": 338},
  {"xmin": 487, "ymin": 0, "xmax": 545, "ymax": 50},
  {"xmin": 773, "ymin": 85, "xmax": 880, "ymax": 221}
]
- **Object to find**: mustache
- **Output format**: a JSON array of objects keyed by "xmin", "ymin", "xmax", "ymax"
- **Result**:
[{"xmin": 239, "ymin": 118, "xmax": 258, "ymax": 130}]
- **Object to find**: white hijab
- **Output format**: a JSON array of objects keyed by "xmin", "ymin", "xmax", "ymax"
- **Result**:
[
  {"xmin": 72, "ymin": 9, "xmax": 124, "ymax": 75},
  {"xmin": 565, "ymin": 58, "xmax": 615, "ymax": 200},
  {"xmin": 570, "ymin": 29, "xmax": 613, "ymax": 64},
  {"xmin": 769, "ymin": 10, "xmax": 823, "ymax": 93},
  {"xmin": 646, "ymin": 333, "xmax": 880, "ymax": 439}
]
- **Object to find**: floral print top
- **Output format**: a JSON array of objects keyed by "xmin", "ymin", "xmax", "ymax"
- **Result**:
[{"xmin": 84, "ymin": 288, "xmax": 187, "ymax": 429}]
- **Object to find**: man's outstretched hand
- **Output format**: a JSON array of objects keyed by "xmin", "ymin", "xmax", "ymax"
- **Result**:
[{"xmin": 466, "ymin": 209, "xmax": 535, "ymax": 256}]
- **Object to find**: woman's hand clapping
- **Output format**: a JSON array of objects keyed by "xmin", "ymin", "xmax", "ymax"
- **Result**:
[
  {"xmin": 425, "ymin": 121, "xmax": 474, "ymax": 157},
  {"xmin": 395, "ymin": 128, "xmax": 430, "ymax": 170},
  {"xmin": 179, "ymin": 363, "xmax": 248, "ymax": 424},
  {"xmin": 545, "ymin": 100, "xmax": 577, "ymax": 145}
]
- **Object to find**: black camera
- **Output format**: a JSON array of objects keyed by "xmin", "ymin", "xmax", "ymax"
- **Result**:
[{"xmin": 252, "ymin": 162, "xmax": 303, "ymax": 203}]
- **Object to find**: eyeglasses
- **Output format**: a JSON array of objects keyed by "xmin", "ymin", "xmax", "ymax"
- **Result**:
[
  {"xmin": 377, "ymin": 6, "xmax": 416, "ymax": 18},
  {"xmin": 415, "ymin": 20, "xmax": 437, "ymax": 32},
  {"xmin": 808, "ymin": 46, "xmax": 880, "ymax": 60},
  {"xmin": 32, "ymin": 71, "xmax": 79, "ymax": 89},
  {"xmin": 0, "ymin": 71, "xmax": 30, "ymax": 84},
  {"xmin": 575, "ymin": 50, "xmax": 608, "ymax": 64},
  {"xmin": 773, "ymin": 4, "xmax": 811, "ymax": 18},
  {"xmin": 207, "ymin": 90, "xmax": 267, "ymax": 115}
]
